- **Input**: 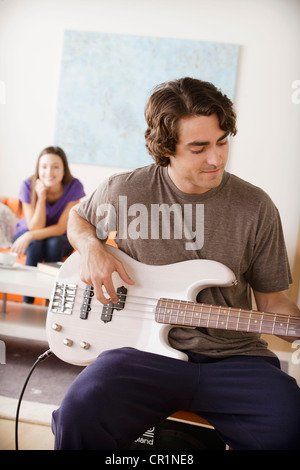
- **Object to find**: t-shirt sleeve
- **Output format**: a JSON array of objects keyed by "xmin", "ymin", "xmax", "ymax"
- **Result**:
[
  {"xmin": 19, "ymin": 179, "xmax": 32, "ymax": 204},
  {"xmin": 245, "ymin": 200, "xmax": 292, "ymax": 293},
  {"xmin": 77, "ymin": 179, "xmax": 114, "ymax": 241},
  {"xmin": 66, "ymin": 178, "xmax": 86, "ymax": 201},
  {"xmin": 78, "ymin": 180, "xmax": 108, "ymax": 224}
]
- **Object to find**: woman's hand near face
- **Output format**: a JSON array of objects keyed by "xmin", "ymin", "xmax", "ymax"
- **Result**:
[
  {"xmin": 35, "ymin": 178, "xmax": 47, "ymax": 201},
  {"xmin": 23, "ymin": 179, "xmax": 47, "ymax": 230}
]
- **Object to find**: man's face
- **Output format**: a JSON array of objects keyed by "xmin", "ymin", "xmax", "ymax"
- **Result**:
[{"xmin": 167, "ymin": 114, "xmax": 230, "ymax": 194}]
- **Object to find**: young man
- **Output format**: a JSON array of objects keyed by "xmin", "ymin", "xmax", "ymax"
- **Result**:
[{"xmin": 52, "ymin": 78, "xmax": 300, "ymax": 450}]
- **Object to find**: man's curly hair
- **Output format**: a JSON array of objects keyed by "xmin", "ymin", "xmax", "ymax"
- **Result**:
[{"xmin": 144, "ymin": 77, "xmax": 237, "ymax": 166}]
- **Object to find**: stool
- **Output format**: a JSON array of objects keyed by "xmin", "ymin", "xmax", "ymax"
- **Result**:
[{"xmin": 169, "ymin": 410, "xmax": 214, "ymax": 429}]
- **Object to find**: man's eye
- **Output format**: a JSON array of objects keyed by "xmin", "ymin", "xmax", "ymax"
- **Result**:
[{"xmin": 191, "ymin": 148, "xmax": 205, "ymax": 154}]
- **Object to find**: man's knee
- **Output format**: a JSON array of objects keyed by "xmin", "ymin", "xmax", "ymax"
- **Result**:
[
  {"xmin": 54, "ymin": 349, "xmax": 136, "ymax": 418},
  {"xmin": 51, "ymin": 349, "xmax": 138, "ymax": 449}
]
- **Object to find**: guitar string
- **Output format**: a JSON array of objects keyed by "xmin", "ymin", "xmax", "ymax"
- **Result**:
[
  {"xmin": 55, "ymin": 302, "xmax": 299, "ymax": 335},
  {"xmin": 51, "ymin": 287, "xmax": 300, "ymax": 329},
  {"xmin": 58, "ymin": 285, "xmax": 300, "ymax": 322}
]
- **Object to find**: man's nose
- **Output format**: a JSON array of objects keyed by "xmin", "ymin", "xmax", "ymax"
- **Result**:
[{"xmin": 205, "ymin": 147, "xmax": 223, "ymax": 167}]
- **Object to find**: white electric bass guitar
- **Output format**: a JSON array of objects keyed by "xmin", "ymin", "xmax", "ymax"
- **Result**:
[{"xmin": 46, "ymin": 245, "xmax": 300, "ymax": 366}]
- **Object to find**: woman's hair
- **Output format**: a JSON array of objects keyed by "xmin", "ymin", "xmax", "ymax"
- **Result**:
[
  {"xmin": 144, "ymin": 77, "xmax": 237, "ymax": 166},
  {"xmin": 30, "ymin": 146, "xmax": 73, "ymax": 203}
]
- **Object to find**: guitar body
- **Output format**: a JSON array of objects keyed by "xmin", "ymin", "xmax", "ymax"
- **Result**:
[{"xmin": 46, "ymin": 245, "xmax": 236, "ymax": 366}]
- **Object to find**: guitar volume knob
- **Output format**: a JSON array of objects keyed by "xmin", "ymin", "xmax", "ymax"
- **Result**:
[{"xmin": 63, "ymin": 338, "xmax": 73, "ymax": 347}]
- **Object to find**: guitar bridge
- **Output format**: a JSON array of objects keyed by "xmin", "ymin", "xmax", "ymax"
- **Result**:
[
  {"xmin": 101, "ymin": 286, "xmax": 127, "ymax": 323},
  {"xmin": 49, "ymin": 282, "xmax": 77, "ymax": 314}
]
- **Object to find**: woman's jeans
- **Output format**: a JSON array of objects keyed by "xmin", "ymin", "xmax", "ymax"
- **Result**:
[{"xmin": 13, "ymin": 230, "xmax": 73, "ymax": 303}]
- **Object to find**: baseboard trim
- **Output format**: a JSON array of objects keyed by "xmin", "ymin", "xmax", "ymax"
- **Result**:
[{"xmin": 0, "ymin": 395, "xmax": 57, "ymax": 426}]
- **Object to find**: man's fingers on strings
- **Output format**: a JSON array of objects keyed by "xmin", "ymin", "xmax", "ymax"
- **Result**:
[
  {"xmin": 95, "ymin": 278, "xmax": 118, "ymax": 305},
  {"xmin": 92, "ymin": 282, "xmax": 111, "ymax": 304},
  {"xmin": 106, "ymin": 282, "xmax": 118, "ymax": 304}
]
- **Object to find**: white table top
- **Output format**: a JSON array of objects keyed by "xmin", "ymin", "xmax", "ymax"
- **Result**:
[{"xmin": 0, "ymin": 263, "xmax": 55, "ymax": 299}]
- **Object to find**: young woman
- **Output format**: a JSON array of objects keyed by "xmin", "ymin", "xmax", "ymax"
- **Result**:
[{"xmin": 11, "ymin": 146, "xmax": 85, "ymax": 302}]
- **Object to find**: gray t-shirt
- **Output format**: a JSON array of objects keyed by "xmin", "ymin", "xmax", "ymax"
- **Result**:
[{"xmin": 78, "ymin": 164, "xmax": 292, "ymax": 358}]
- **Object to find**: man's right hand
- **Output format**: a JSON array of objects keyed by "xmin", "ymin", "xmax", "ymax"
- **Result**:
[
  {"xmin": 79, "ymin": 238, "xmax": 134, "ymax": 305},
  {"xmin": 67, "ymin": 204, "xmax": 134, "ymax": 305}
]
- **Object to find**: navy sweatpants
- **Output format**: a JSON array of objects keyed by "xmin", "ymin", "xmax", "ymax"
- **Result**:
[{"xmin": 52, "ymin": 348, "xmax": 300, "ymax": 450}]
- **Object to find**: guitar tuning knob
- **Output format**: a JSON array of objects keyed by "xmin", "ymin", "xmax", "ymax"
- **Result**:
[
  {"xmin": 52, "ymin": 323, "xmax": 62, "ymax": 331},
  {"xmin": 80, "ymin": 341, "xmax": 90, "ymax": 350}
]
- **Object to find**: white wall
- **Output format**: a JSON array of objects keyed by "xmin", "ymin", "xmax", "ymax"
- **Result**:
[{"xmin": 0, "ymin": 0, "xmax": 299, "ymax": 271}]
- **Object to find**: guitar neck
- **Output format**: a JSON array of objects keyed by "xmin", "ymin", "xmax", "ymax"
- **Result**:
[{"xmin": 155, "ymin": 298, "xmax": 300, "ymax": 337}]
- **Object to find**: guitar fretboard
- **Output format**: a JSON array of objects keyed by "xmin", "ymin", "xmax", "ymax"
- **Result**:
[{"xmin": 155, "ymin": 298, "xmax": 300, "ymax": 337}]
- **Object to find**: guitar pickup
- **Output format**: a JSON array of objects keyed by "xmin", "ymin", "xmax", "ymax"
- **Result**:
[
  {"xmin": 113, "ymin": 286, "xmax": 127, "ymax": 310},
  {"xmin": 101, "ymin": 286, "xmax": 127, "ymax": 323},
  {"xmin": 80, "ymin": 285, "xmax": 94, "ymax": 319}
]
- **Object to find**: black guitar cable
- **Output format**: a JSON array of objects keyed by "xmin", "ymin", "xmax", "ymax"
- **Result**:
[{"xmin": 15, "ymin": 349, "xmax": 53, "ymax": 450}]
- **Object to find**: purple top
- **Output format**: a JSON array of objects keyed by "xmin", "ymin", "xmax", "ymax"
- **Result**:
[{"xmin": 14, "ymin": 178, "xmax": 85, "ymax": 235}]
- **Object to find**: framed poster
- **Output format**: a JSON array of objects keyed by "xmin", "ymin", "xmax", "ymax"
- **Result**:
[{"xmin": 54, "ymin": 31, "xmax": 239, "ymax": 168}]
